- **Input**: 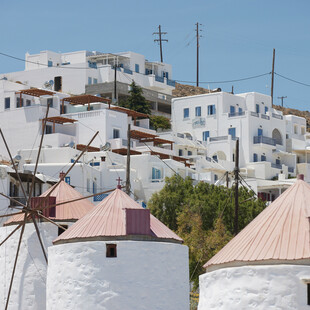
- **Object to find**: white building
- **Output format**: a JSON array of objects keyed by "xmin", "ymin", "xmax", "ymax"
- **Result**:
[
  {"xmin": 170, "ymin": 91, "xmax": 307, "ymax": 200},
  {"xmin": 0, "ymin": 50, "xmax": 175, "ymax": 116},
  {"xmin": 47, "ymin": 188, "xmax": 189, "ymax": 310},
  {"xmin": 198, "ymin": 175, "xmax": 310, "ymax": 309}
]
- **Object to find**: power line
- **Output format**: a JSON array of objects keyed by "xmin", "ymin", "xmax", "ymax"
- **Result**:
[
  {"xmin": 176, "ymin": 72, "xmax": 271, "ymax": 84},
  {"xmin": 275, "ymin": 72, "xmax": 310, "ymax": 87},
  {"xmin": 0, "ymin": 51, "xmax": 96, "ymax": 70}
]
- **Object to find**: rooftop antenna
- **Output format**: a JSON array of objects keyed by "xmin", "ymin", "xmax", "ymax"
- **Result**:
[{"xmin": 153, "ymin": 25, "xmax": 168, "ymax": 63}]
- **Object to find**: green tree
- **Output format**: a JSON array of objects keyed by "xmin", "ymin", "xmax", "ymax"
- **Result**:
[
  {"xmin": 148, "ymin": 174, "xmax": 266, "ymax": 288},
  {"xmin": 119, "ymin": 81, "xmax": 151, "ymax": 115},
  {"xmin": 150, "ymin": 115, "xmax": 171, "ymax": 131}
]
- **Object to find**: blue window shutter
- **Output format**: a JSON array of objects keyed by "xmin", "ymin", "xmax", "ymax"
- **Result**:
[
  {"xmin": 258, "ymin": 128, "xmax": 263, "ymax": 136},
  {"xmin": 253, "ymin": 153, "xmax": 258, "ymax": 162},
  {"xmin": 228, "ymin": 128, "xmax": 236, "ymax": 138},
  {"xmin": 230, "ymin": 106, "xmax": 235, "ymax": 114}
]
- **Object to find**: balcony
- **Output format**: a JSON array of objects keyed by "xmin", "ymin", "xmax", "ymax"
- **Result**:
[
  {"xmin": 271, "ymin": 163, "xmax": 282, "ymax": 169},
  {"xmin": 155, "ymin": 76, "xmax": 164, "ymax": 83},
  {"xmin": 261, "ymin": 114, "xmax": 270, "ymax": 120},
  {"xmin": 272, "ymin": 113, "xmax": 283, "ymax": 120},
  {"xmin": 228, "ymin": 111, "xmax": 245, "ymax": 118},
  {"xmin": 43, "ymin": 133, "xmax": 75, "ymax": 147},
  {"xmin": 253, "ymin": 136, "xmax": 276, "ymax": 146},
  {"xmin": 250, "ymin": 112, "xmax": 259, "ymax": 117},
  {"xmin": 123, "ymin": 68, "xmax": 133, "ymax": 75},
  {"xmin": 166, "ymin": 79, "xmax": 176, "ymax": 87}
]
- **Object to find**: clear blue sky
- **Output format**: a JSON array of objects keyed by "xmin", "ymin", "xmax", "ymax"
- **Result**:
[{"xmin": 1, "ymin": 0, "xmax": 310, "ymax": 111}]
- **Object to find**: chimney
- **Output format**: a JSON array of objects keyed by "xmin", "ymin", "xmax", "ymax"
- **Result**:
[{"xmin": 297, "ymin": 174, "xmax": 304, "ymax": 181}]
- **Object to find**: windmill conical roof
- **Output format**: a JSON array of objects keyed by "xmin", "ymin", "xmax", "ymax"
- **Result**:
[
  {"xmin": 54, "ymin": 189, "xmax": 183, "ymax": 244},
  {"xmin": 5, "ymin": 181, "xmax": 94, "ymax": 225},
  {"xmin": 204, "ymin": 179, "xmax": 310, "ymax": 270}
]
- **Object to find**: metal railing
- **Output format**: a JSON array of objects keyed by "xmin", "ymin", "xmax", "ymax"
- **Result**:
[
  {"xmin": 261, "ymin": 114, "xmax": 270, "ymax": 120},
  {"xmin": 253, "ymin": 136, "xmax": 276, "ymax": 146},
  {"xmin": 123, "ymin": 68, "xmax": 133, "ymax": 75},
  {"xmin": 228, "ymin": 111, "xmax": 245, "ymax": 117},
  {"xmin": 166, "ymin": 79, "xmax": 176, "ymax": 87},
  {"xmin": 155, "ymin": 76, "xmax": 164, "ymax": 83},
  {"xmin": 209, "ymin": 136, "xmax": 228, "ymax": 142},
  {"xmin": 271, "ymin": 163, "xmax": 282, "ymax": 169},
  {"xmin": 272, "ymin": 113, "xmax": 283, "ymax": 120},
  {"xmin": 250, "ymin": 112, "xmax": 259, "ymax": 117}
]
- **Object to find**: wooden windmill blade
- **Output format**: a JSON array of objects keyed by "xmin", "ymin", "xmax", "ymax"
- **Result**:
[{"xmin": 0, "ymin": 121, "xmax": 102, "ymax": 309}]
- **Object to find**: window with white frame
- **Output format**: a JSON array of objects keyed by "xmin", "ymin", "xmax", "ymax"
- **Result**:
[
  {"xmin": 183, "ymin": 108, "xmax": 189, "ymax": 119},
  {"xmin": 5, "ymin": 98, "xmax": 10, "ymax": 109},
  {"xmin": 113, "ymin": 128, "xmax": 120, "ymax": 139},
  {"xmin": 152, "ymin": 167, "xmax": 162, "ymax": 180},
  {"xmin": 195, "ymin": 106, "xmax": 201, "ymax": 117},
  {"xmin": 202, "ymin": 131, "xmax": 209, "ymax": 141},
  {"xmin": 208, "ymin": 105, "xmax": 216, "ymax": 115}
]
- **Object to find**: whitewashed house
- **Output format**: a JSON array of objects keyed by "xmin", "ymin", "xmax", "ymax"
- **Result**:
[
  {"xmin": 170, "ymin": 91, "xmax": 306, "ymax": 200},
  {"xmin": 0, "ymin": 50, "xmax": 175, "ymax": 116}
]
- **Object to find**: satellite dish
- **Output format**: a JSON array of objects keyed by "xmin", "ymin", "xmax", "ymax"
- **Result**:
[
  {"xmin": 13, "ymin": 155, "xmax": 22, "ymax": 161},
  {"xmin": 68, "ymin": 141, "xmax": 75, "ymax": 148},
  {"xmin": 101, "ymin": 142, "xmax": 111, "ymax": 151},
  {"xmin": 49, "ymin": 80, "xmax": 54, "ymax": 85}
]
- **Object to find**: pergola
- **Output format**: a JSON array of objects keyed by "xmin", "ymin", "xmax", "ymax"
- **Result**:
[
  {"xmin": 40, "ymin": 116, "xmax": 77, "ymax": 134},
  {"xmin": 15, "ymin": 89, "xmax": 55, "ymax": 107},
  {"xmin": 109, "ymin": 106, "xmax": 149, "ymax": 125},
  {"xmin": 76, "ymin": 144, "xmax": 100, "ymax": 152},
  {"xmin": 112, "ymin": 148, "xmax": 142, "ymax": 155},
  {"xmin": 130, "ymin": 130, "xmax": 173, "ymax": 150},
  {"xmin": 62, "ymin": 95, "xmax": 111, "ymax": 113}
]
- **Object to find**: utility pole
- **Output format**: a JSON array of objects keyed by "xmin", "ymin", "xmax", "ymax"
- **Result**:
[
  {"xmin": 196, "ymin": 22, "xmax": 202, "ymax": 87},
  {"xmin": 226, "ymin": 171, "xmax": 229, "ymax": 188},
  {"xmin": 234, "ymin": 138, "xmax": 239, "ymax": 235},
  {"xmin": 126, "ymin": 123, "xmax": 131, "ymax": 195},
  {"xmin": 113, "ymin": 57, "xmax": 121, "ymax": 104},
  {"xmin": 271, "ymin": 48, "xmax": 275, "ymax": 107},
  {"xmin": 153, "ymin": 25, "xmax": 168, "ymax": 63},
  {"xmin": 278, "ymin": 96, "xmax": 287, "ymax": 107}
]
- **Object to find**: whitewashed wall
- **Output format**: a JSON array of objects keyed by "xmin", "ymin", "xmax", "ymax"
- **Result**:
[
  {"xmin": 198, "ymin": 264, "xmax": 310, "ymax": 310},
  {"xmin": 47, "ymin": 240, "xmax": 189, "ymax": 310},
  {"xmin": 0, "ymin": 222, "xmax": 72, "ymax": 310}
]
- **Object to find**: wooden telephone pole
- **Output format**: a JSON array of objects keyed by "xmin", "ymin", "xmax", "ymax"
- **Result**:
[
  {"xmin": 271, "ymin": 48, "xmax": 275, "ymax": 107},
  {"xmin": 126, "ymin": 123, "xmax": 131, "ymax": 195},
  {"xmin": 234, "ymin": 138, "xmax": 240, "ymax": 235},
  {"xmin": 153, "ymin": 25, "xmax": 168, "ymax": 63},
  {"xmin": 196, "ymin": 22, "xmax": 201, "ymax": 87}
]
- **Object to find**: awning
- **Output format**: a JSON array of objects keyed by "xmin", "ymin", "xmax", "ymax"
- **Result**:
[{"xmin": 112, "ymin": 148, "xmax": 142, "ymax": 155}]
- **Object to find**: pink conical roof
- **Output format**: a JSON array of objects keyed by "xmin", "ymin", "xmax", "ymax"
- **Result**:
[
  {"xmin": 5, "ymin": 181, "xmax": 94, "ymax": 225},
  {"xmin": 54, "ymin": 189, "xmax": 183, "ymax": 244},
  {"xmin": 204, "ymin": 179, "xmax": 310, "ymax": 270}
]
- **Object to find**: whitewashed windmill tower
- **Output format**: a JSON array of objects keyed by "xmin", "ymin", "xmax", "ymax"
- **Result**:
[
  {"xmin": 47, "ymin": 188, "xmax": 189, "ymax": 310},
  {"xmin": 198, "ymin": 175, "xmax": 310, "ymax": 310}
]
